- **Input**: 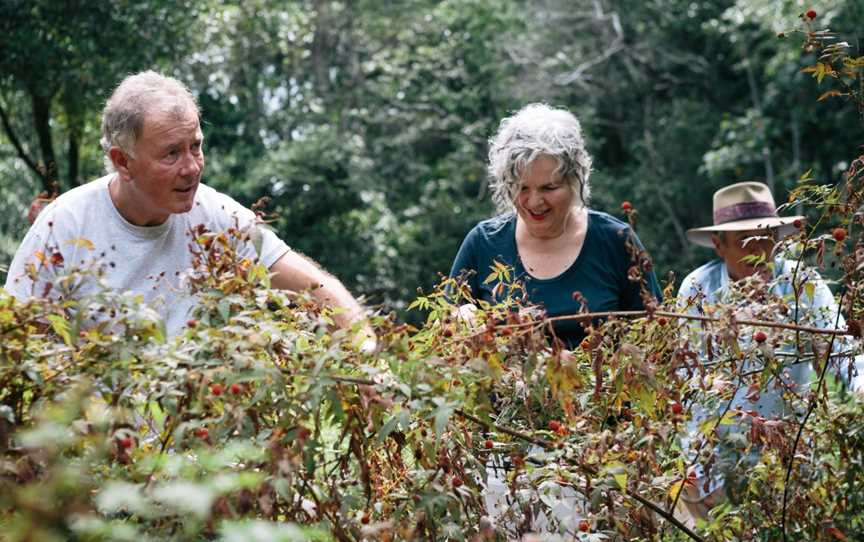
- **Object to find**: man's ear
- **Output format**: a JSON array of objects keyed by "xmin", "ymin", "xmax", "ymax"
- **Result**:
[
  {"xmin": 711, "ymin": 233, "xmax": 725, "ymax": 259},
  {"xmin": 108, "ymin": 147, "xmax": 132, "ymax": 181}
]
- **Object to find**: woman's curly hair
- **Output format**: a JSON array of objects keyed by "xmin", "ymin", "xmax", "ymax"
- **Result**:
[{"xmin": 487, "ymin": 103, "xmax": 592, "ymax": 214}]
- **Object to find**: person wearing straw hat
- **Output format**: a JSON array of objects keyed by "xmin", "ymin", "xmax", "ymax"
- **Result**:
[
  {"xmin": 681, "ymin": 181, "xmax": 805, "ymax": 289},
  {"xmin": 674, "ymin": 181, "xmax": 856, "ymax": 526}
]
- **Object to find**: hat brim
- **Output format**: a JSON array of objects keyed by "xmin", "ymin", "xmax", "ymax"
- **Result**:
[{"xmin": 686, "ymin": 216, "xmax": 804, "ymax": 248}]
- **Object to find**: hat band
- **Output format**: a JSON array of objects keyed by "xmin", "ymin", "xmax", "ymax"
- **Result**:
[{"xmin": 714, "ymin": 201, "xmax": 776, "ymax": 225}]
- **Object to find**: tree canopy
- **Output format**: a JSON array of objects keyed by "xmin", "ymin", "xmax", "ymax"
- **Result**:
[
  {"xmin": 2, "ymin": 2, "xmax": 864, "ymax": 541},
  {"xmin": 1, "ymin": 0, "xmax": 861, "ymax": 313}
]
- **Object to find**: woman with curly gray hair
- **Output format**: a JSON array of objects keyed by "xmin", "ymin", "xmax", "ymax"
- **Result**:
[{"xmin": 449, "ymin": 103, "xmax": 662, "ymax": 347}]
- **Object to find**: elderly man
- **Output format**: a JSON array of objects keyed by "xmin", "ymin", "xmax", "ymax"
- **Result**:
[
  {"xmin": 676, "ymin": 181, "xmax": 857, "ymax": 523},
  {"xmin": 4, "ymin": 71, "xmax": 368, "ymax": 339},
  {"xmin": 679, "ymin": 180, "xmax": 843, "ymax": 331}
]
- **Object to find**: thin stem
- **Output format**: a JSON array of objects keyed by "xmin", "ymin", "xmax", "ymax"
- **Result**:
[{"xmin": 455, "ymin": 409, "xmax": 705, "ymax": 542}]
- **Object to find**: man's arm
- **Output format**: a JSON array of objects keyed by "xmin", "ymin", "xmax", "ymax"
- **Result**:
[{"xmin": 268, "ymin": 250, "xmax": 371, "ymax": 337}]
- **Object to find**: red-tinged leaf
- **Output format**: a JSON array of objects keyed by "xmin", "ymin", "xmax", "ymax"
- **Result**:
[
  {"xmin": 818, "ymin": 89, "xmax": 846, "ymax": 101},
  {"xmin": 826, "ymin": 527, "xmax": 848, "ymax": 541}
]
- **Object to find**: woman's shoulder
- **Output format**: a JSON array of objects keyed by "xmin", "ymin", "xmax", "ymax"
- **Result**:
[
  {"xmin": 469, "ymin": 213, "xmax": 516, "ymax": 239},
  {"xmin": 586, "ymin": 209, "xmax": 633, "ymax": 241}
]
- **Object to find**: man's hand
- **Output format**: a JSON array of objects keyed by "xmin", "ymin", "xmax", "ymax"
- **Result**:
[{"xmin": 269, "ymin": 250, "xmax": 369, "ymax": 332}]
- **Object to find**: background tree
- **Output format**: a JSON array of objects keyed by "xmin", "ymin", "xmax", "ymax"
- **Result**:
[
  {"xmin": 0, "ymin": 0, "xmax": 203, "ymax": 191},
  {"xmin": 1, "ymin": 0, "xmax": 861, "ymax": 317}
]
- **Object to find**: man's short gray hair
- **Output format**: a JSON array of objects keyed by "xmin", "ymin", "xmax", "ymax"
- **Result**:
[
  {"xmin": 487, "ymin": 103, "xmax": 592, "ymax": 214},
  {"xmin": 100, "ymin": 70, "xmax": 199, "ymax": 172}
]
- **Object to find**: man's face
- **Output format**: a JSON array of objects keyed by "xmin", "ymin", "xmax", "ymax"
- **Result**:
[
  {"xmin": 116, "ymin": 107, "xmax": 204, "ymax": 226},
  {"xmin": 712, "ymin": 229, "xmax": 776, "ymax": 281}
]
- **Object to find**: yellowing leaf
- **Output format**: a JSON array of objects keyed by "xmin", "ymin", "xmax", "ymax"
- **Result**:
[
  {"xmin": 66, "ymin": 237, "xmax": 95, "ymax": 250},
  {"xmin": 802, "ymin": 62, "xmax": 834, "ymax": 84},
  {"xmin": 614, "ymin": 471, "xmax": 628, "ymax": 490},
  {"xmin": 805, "ymin": 281, "xmax": 816, "ymax": 302},
  {"xmin": 485, "ymin": 352, "xmax": 503, "ymax": 378},
  {"xmin": 843, "ymin": 56, "xmax": 864, "ymax": 68},
  {"xmin": 601, "ymin": 461, "xmax": 628, "ymax": 490},
  {"xmin": 668, "ymin": 479, "xmax": 685, "ymax": 500},
  {"xmin": 818, "ymin": 90, "xmax": 846, "ymax": 101},
  {"xmin": 47, "ymin": 314, "xmax": 72, "ymax": 346},
  {"xmin": 699, "ymin": 410, "xmax": 739, "ymax": 435}
]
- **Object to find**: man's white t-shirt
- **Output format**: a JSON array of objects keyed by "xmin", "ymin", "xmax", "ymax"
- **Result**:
[{"xmin": 3, "ymin": 174, "xmax": 290, "ymax": 337}]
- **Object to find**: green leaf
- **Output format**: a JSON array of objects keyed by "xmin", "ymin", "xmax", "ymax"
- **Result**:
[
  {"xmin": 0, "ymin": 405, "xmax": 15, "ymax": 424},
  {"xmin": 152, "ymin": 481, "xmax": 215, "ymax": 520},
  {"xmin": 219, "ymin": 520, "xmax": 329, "ymax": 542},
  {"xmin": 433, "ymin": 403, "xmax": 455, "ymax": 441},
  {"xmin": 47, "ymin": 314, "xmax": 72, "ymax": 345},
  {"xmin": 602, "ymin": 460, "xmax": 628, "ymax": 490},
  {"xmin": 377, "ymin": 415, "xmax": 400, "ymax": 443},
  {"xmin": 96, "ymin": 482, "xmax": 151, "ymax": 516}
]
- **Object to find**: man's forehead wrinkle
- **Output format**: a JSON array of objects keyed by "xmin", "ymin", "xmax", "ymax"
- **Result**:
[{"xmin": 142, "ymin": 113, "xmax": 201, "ymax": 143}]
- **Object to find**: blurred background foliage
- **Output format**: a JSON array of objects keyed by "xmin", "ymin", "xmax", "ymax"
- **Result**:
[{"xmin": 1, "ymin": 0, "xmax": 862, "ymax": 320}]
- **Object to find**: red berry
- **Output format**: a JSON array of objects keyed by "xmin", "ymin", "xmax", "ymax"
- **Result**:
[
  {"xmin": 621, "ymin": 201, "xmax": 632, "ymax": 211},
  {"xmin": 50, "ymin": 252, "xmax": 64, "ymax": 266},
  {"xmin": 230, "ymin": 383, "xmax": 242, "ymax": 395},
  {"xmin": 833, "ymin": 228, "xmax": 847, "ymax": 242},
  {"xmin": 579, "ymin": 520, "xmax": 590, "ymax": 532},
  {"xmin": 806, "ymin": 9, "xmax": 817, "ymax": 19},
  {"xmin": 548, "ymin": 420, "xmax": 561, "ymax": 432},
  {"xmin": 443, "ymin": 327, "xmax": 453, "ymax": 338},
  {"xmin": 671, "ymin": 402, "xmax": 683, "ymax": 415},
  {"xmin": 484, "ymin": 439, "xmax": 494, "ymax": 450},
  {"xmin": 580, "ymin": 338, "xmax": 592, "ymax": 350},
  {"xmin": 195, "ymin": 427, "xmax": 209, "ymax": 439},
  {"xmin": 118, "ymin": 436, "xmax": 133, "ymax": 449},
  {"xmin": 793, "ymin": 218, "xmax": 803, "ymax": 229},
  {"xmin": 361, "ymin": 514, "xmax": 370, "ymax": 525},
  {"xmin": 452, "ymin": 476, "xmax": 463, "ymax": 487},
  {"xmin": 657, "ymin": 316, "xmax": 668, "ymax": 326},
  {"xmin": 754, "ymin": 331, "xmax": 768, "ymax": 344},
  {"xmin": 186, "ymin": 319, "xmax": 198, "ymax": 328},
  {"xmin": 211, "ymin": 383, "xmax": 222, "ymax": 396}
]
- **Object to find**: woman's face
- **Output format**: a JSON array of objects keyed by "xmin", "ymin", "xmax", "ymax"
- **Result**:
[{"xmin": 514, "ymin": 154, "xmax": 575, "ymax": 239}]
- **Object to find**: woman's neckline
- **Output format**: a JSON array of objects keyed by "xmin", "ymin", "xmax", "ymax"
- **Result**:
[{"xmin": 513, "ymin": 209, "xmax": 591, "ymax": 282}]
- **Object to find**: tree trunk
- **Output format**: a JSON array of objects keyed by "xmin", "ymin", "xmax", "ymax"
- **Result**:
[
  {"xmin": 743, "ymin": 55, "xmax": 774, "ymax": 191},
  {"xmin": 311, "ymin": 0, "xmax": 331, "ymax": 95},
  {"xmin": 65, "ymin": 101, "xmax": 83, "ymax": 187},
  {"xmin": 31, "ymin": 91, "xmax": 57, "ymax": 191},
  {"xmin": 67, "ymin": 124, "xmax": 80, "ymax": 187},
  {"xmin": 0, "ymin": 96, "xmax": 43, "ymax": 187}
]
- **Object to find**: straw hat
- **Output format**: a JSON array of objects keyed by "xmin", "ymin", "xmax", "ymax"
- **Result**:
[{"xmin": 685, "ymin": 181, "xmax": 803, "ymax": 248}]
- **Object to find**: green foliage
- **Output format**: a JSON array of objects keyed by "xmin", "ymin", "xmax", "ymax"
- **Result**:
[
  {"xmin": 0, "ymin": 0, "xmax": 204, "ymax": 191},
  {"xmin": 1, "ymin": 176, "xmax": 864, "ymax": 540}
]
